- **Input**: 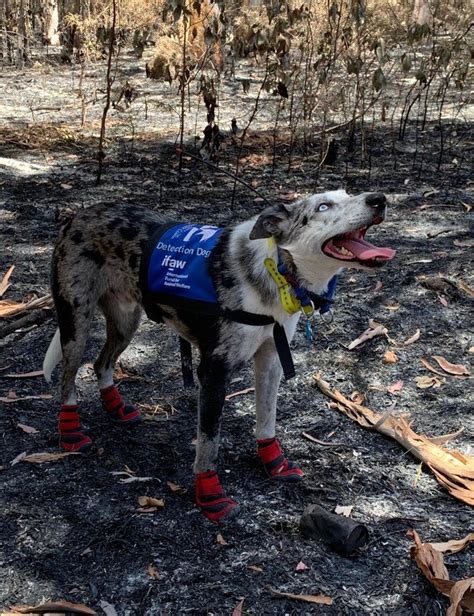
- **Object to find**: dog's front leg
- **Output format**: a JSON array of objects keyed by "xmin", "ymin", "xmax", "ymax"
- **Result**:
[
  {"xmin": 194, "ymin": 355, "xmax": 239, "ymax": 523},
  {"xmin": 254, "ymin": 335, "xmax": 304, "ymax": 482}
]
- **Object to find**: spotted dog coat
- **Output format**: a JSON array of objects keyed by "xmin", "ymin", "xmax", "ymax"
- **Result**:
[{"xmin": 44, "ymin": 190, "xmax": 393, "ymax": 522}]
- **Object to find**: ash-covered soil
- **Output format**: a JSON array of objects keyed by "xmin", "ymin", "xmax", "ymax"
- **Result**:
[{"xmin": 0, "ymin": 58, "xmax": 473, "ymax": 616}]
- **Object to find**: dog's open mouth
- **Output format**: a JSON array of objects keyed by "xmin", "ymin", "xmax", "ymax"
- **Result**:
[{"xmin": 322, "ymin": 222, "xmax": 396, "ymax": 267}]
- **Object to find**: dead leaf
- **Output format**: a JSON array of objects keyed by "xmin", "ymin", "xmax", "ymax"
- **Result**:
[
  {"xmin": 387, "ymin": 380, "xmax": 403, "ymax": 394},
  {"xmin": 247, "ymin": 565, "xmax": 263, "ymax": 572},
  {"xmin": 430, "ymin": 533, "xmax": 474, "ymax": 555},
  {"xmin": 301, "ymin": 432, "xmax": 345, "ymax": 447},
  {"xmin": 431, "ymin": 355, "xmax": 470, "ymax": 377},
  {"xmin": 98, "ymin": 601, "xmax": 117, "ymax": 616},
  {"xmin": 383, "ymin": 350, "xmax": 399, "ymax": 364},
  {"xmin": 113, "ymin": 364, "xmax": 144, "ymax": 382},
  {"xmin": 453, "ymin": 238, "xmax": 474, "ymax": 247},
  {"xmin": 225, "ymin": 387, "xmax": 255, "ymax": 401},
  {"xmin": 17, "ymin": 423, "xmax": 39, "ymax": 434},
  {"xmin": 373, "ymin": 280, "xmax": 383, "ymax": 292},
  {"xmin": 420, "ymin": 357, "xmax": 447, "ymax": 377},
  {"xmin": 166, "ymin": 481, "xmax": 186, "ymax": 493},
  {"xmin": 408, "ymin": 530, "xmax": 474, "ymax": 614},
  {"xmin": 147, "ymin": 563, "xmax": 160, "ymax": 580},
  {"xmin": 414, "ymin": 375, "xmax": 445, "ymax": 389},
  {"xmin": 0, "ymin": 265, "xmax": 15, "ymax": 297},
  {"xmin": 3, "ymin": 370, "xmax": 44, "ymax": 379},
  {"xmin": 22, "ymin": 451, "xmax": 80, "ymax": 464},
  {"xmin": 335, "ymin": 505, "xmax": 354, "ymax": 517},
  {"xmin": 60, "ymin": 182, "xmax": 73, "ymax": 190},
  {"xmin": 138, "ymin": 496, "xmax": 164, "ymax": 508},
  {"xmin": 0, "ymin": 393, "xmax": 52, "ymax": 403},
  {"xmin": 7, "ymin": 600, "xmax": 96, "ymax": 614},
  {"xmin": 231, "ymin": 599, "xmax": 245, "ymax": 616},
  {"xmin": 295, "ymin": 560, "xmax": 309, "ymax": 571},
  {"xmin": 350, "ymin": 391, "xmax": 365, "ymax": 405},
  {"xmin": 428, "ymin": 427, "xmax": 464, "ymax": 446},
  {"xmin": 136, "ymin": 507, "xmax": 158, "ymax": 513},
  {"xmin": 460, "ymin": 201, "xmax": 472, "ymax": 213},
  {"xmin": 313, "ymin": 374, "xmax": 474, "ymax": 506},
  {"xmin": 10, "ymin": 451, "xmax": 27, "ymax": 465},
  {"xmin": 403, "ymin": 329, "xmax": 421, "ymax": 345},
  {"xmin": 348, "ymin": 323, "xmax": 388, "ymax": 350},
  {"xmin": 439, "ymin": 296, "xmax": 449, "ymax": 307},
  {"xmin": 385, "ymin": 302, "xmax": 400, "ymax": 311},
  {"xmin": 268, "ymin": 587, "xmax": 333, "ymax": 605},
  {"xmin": 216, "ymin": 532, "xmax": 228, "ymax": 546},
  {"xmin": 447, "ymin": 578, "xmax": 474, "ymax": 616},
  {"xmin": 456, "ymin": 279, "xmax": 474, "ymax": 298}
]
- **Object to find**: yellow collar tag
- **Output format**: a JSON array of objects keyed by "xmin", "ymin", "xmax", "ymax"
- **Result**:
[{"xmin": 264, "ymin": 257, "xmax": 301, "ymax": 315}]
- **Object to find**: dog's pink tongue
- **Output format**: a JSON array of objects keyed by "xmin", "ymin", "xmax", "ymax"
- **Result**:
[{"xmin": 334, "ymin": 238, "xmax": 396, "ymax": 261}]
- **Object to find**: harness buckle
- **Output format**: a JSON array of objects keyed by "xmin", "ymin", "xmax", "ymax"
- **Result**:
[{"xmin": 320, "ymin": 308, "xmax": 334, "ymax": 325}]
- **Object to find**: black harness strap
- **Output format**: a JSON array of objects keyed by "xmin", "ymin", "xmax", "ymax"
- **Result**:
[{"xmin": 272, "ymin": 323, "xmax": 296, "ymax": 380}]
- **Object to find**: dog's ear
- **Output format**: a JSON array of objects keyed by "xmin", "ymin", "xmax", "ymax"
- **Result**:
[{"xmin": 249, "ymin": 204, "xmax": 290, "ymax": 240}]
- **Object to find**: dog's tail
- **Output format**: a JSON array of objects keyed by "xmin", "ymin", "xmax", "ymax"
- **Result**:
[{"xmin": 43, "ymin": 328, "xmax": 62, "ymax": 383}]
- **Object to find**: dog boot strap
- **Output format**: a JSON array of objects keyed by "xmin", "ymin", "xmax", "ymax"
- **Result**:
[
  {"xmin": 100, "ymin": 385, "xmax": 142, "ymax": 424},
  {"xmin": 257, "ymin": 437, "xmax": 304, "ymax": 482},
  {"xmin": 195, "ymin": 470, "xmax": 239, "ymax": 523},
  {"xmin": 58, "ymin": 406, "xmax": 92, "ymax": 452}
]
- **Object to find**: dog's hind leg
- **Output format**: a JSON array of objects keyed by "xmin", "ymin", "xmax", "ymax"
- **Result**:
[
  {"xmin": 54, "ymin": 280, "xmax": 97, "ymax": 452},
  {"xmin": 254, "ymin": 338, "xmax": 304, "ymax": 482},
  {"xmin": 94, "ymin": 292, "xmax": 142, "ymax": 425},
  {"xmin": 194, "ymin": 354, "xmax": 239, "ymax": 523}
]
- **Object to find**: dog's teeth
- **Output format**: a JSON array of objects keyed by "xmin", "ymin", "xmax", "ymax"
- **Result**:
[{"xmin": 335, "ymin": 246, "xmax": 353, "ymax": 256}]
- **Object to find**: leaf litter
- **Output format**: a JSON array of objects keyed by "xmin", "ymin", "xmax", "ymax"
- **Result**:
[
  {"xmin": 4, "ymin": 599, "xmax": 96, "ymax": 615},
  {"xmin": 408, "ymin": 530, "xmax": 474, "ymax": 615},
  {"xmin": 313, "ymin": 374, "xmax": 474, "ymax": 506},
  {"xmin": 268, "ymin": 586, "xmax": 333, "ymax": 605},
  {"xmin": 431, "ymin": 355, "xmax": 470, "ymax": 377}
]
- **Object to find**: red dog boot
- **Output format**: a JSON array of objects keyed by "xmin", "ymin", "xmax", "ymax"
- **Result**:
[
  {"xmin": 195, "ymin": 471, "xmax": 240, "ymax": 523},
  {"xmin": 58, "ymin": 406, "xmax": 92, "ymax": 452},
  {"xmin": 257, "ymin": 437, "xmax": 304, "ymax": 482},
  {"xmin": 100, "ymin": 385, "xmax": 142, "ymax": 425}
]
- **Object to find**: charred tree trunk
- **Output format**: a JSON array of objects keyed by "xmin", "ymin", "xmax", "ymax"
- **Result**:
[
  {"xmin": 1, "ymin": 0, "xmax": 9, "ymax": 62},
  {"xmin": 44, "ymin": 0, "xmax": 60, "ymax": 45},
  {"xmin": 17, "ymin": 0, "xmax": 30, "ymax": 67}
]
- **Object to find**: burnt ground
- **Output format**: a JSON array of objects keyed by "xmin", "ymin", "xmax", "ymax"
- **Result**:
[{"xmin": 0, "ymin": 58, "xmax": 473, "ymax": 616}]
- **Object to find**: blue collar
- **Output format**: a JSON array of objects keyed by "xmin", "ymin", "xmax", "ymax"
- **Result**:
[{"xmin": 277, "ymin": 251, "xmax": 338, "ymax": 316}]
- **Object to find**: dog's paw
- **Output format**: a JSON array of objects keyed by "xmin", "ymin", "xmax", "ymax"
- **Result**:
[
  {"xmin": 195, "ymin": 470, "xmax": 240, "ymax": 523},
  {"xmin": 59, "ymin": 406, "xmax": 93, "ymax": 452},
  {"xmin": 257, "ymin": 437, "xmax": 304, "ymax": 482},
  {"xmin": 100, "ymin": 385, "xmax": 142, "ymax": 424},
  {"xmin": 59, "ymin": 433, "xmax": 93, "ymax": 452}
]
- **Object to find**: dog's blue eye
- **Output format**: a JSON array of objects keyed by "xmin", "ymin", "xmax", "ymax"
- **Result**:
[{"xmin": 318, "ymin": 203, "xmax": 330, "ymax": 212}]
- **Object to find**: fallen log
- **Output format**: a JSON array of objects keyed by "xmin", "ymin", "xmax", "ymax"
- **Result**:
[{"xmin": 0, "ymin": 309, "xmax": 52, "ymax": 338}]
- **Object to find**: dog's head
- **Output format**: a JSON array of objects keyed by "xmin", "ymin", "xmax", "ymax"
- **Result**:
[{"xmin": 249, "ymin": 190, "xmax": 396, "ymax": 282}]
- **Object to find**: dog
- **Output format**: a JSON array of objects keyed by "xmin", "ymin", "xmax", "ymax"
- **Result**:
[{"xmin": 43, "ymin": 190, "xmax": 395, "ymax": 522}]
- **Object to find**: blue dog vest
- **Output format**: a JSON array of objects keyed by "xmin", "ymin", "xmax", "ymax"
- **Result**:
[
  {"xmin": 142, "ymin": 222, "xmax": 224, "ymax": 314},
  {"xmin": 140, "ymin": 221, "xmax": 338, "ymax": 384}
]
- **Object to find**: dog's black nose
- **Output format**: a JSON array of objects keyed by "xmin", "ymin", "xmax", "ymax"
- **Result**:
[{"xmin": 366, "ymin": 193, "xmax": 387, "ymax": 209}]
